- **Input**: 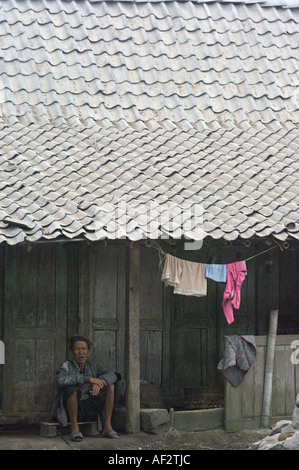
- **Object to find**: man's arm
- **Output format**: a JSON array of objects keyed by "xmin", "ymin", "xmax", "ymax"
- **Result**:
[
  {"xmin": 94, "ymin": 365, "xmax": 118, "ymax": 386},
  {"xmin": 89, "ymin": 376, "xmax": 107, "ymax": 395},
  {"xmin": 56, "ymin": 361, "xmax": 90, "ymax": 388},
  {"xmin": 89, "ymin": 368, "xmax": 116, "ymax": 396}
]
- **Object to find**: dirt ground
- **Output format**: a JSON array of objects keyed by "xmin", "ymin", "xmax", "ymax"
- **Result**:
[
  {"xmin": 135, "ymin": 428, "xmax": 270, "ymax": 451},
  {"xmin": 0, "ymin": 425, "xmax": 269, "ymax": 451}
]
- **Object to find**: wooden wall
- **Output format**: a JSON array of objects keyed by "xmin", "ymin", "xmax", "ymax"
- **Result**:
[
  {"xmin": 165, "ymin": 239, "xmax": 298, "ymax": 406},
  {"xmin": 225, "ymin": 335, "xmax": 299, "ymax": 431},
  {"xmin": 77, "ymin": 242, "xmax": 165, "ymax": 402},
  {"xmin": 1, "ymin": 244, "xmax": 68, "ymax": 422},
  {"xmin": 0, "ymin": 239, "xmax": 298, "ymax": 422}
]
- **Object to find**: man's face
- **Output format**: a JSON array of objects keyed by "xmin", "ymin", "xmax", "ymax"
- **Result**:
[{"xmin": 72, "ymin": 341, "xmax": 90, "ymax": 368}]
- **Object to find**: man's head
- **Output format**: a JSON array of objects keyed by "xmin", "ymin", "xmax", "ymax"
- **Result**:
[{"xmin": 68, "ymin": 334, "xmax": 92, "ymax": 368}]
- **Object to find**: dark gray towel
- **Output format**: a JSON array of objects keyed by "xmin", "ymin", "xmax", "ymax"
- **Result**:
[{"xmin": 217, "ymin": 335, "xmax": 256, "ymax": 387}]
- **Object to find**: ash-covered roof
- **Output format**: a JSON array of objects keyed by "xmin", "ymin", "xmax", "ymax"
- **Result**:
[{"xmin": 0, "ymin": 0, "xmax": 298, "ymax": 243}]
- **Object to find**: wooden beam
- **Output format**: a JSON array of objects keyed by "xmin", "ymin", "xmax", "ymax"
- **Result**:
[
  {"xmin": 125, "ymin": 241, "xmax": 141, "ymax": 433},
  {"xmin": 261, "ymin": 309, "xmax": 279, "ymax": 428}
]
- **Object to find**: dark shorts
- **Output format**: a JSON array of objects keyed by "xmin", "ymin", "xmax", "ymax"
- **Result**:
[{"xmin": 63, "ymin": 385, "xmax": 106, "ymax": 422}]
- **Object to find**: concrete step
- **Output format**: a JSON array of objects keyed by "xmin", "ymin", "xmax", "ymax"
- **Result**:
[
  {"xmin": 173, "ymin": 407, "xmax": 224, "ymax": 431},
  {"xmin": 112, "ymin": 406, "xmax": 224, "ymax": 433},
  {"xmin": 112, "ymin": 407, "xmax": 170, "ymax": 434}
]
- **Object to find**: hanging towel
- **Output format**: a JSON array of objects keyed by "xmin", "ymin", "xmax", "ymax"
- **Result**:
[
  {"xmin": 173, "ymin": 259, "xmax": 207, "ymax": 297},
  {"xmin": 217, "ymin": 335, "xmax": 256, "ymax": 387},
  {"xmin": 205, "ymin": 264, "xmax": 227, "ymax": 283},
  {"xmin": 162, "ymin": 253, "xmax": 207, "ymax": 297},
  {"xmin": 161, "ymin": 253, "xmax": 181, "ymax": 289},
  {"xmin": 222, "ymin": 261, "xmax": 247, "ymax": 324},
  {"xmin": 206, "ymin": 261, "xmax": 247, "ymax": 283}
]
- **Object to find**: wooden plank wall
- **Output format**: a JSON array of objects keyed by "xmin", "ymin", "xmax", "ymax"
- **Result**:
[
  {"xmin": 2, "ymin": 245, "xmax": 68, "ymax": 421},
  {"xmin": 78, "ymin": 243, "xmax": 126, "ymax": 390},
  {"xmin": 77, "ymin": 243, "xmax": 165, "ymax": 404},
  {"xmin": 140, "ymin": 244, "xmax": 165, "ymax": 386},
  {"xmin": 167, "ymin": 240, "xmax": 257, "ymax": 406},
  {"xmin": 166, "ymin": 240, "xmax": 298, "ymax": 406},
  {"xmin": 0, "ymin": 239, "xmax": 298, "ymax": 424},
  {"xmin": 225, "ymin": 335, "xmax": 299, "ymax": 432}
]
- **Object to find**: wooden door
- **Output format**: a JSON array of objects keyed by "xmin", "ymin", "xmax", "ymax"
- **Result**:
[
  {"xmin": 3, "ymin": 244, "xmax": 67, "ymax": 418},
  {"xmin": 168, "ymin": 243, "xmax": 257, "ymax": 405},
  {"xmin": 78, "ymin": 243, "xmax": 166, "ymax": 398},
  {"xmin": 170, "ymin": 288, "xmax": 218, "ymax": 402},
  {"xmin": 139, "ymin": 245, "xmax": 166, "ymax": 386},
  {"xmin": 78, "ymin": 244, "xmax": 126, "ymax": 386},
  {"xmin": 169, "ymin": 247, "xmax": 217, "ymax": 405}
]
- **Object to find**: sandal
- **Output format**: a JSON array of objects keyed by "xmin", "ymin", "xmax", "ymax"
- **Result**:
[
  {"xmin": 71, "ymin": 431, "xmax": 84, "ymax": 442},
  {"xmin": 102, "ymin": 429, "xmax": 120, "ymax": 439}
]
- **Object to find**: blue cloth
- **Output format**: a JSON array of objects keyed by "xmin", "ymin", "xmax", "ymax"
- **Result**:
[
  {"xmin": 205, "ymin": 261, "xmax": 247, "ymax": 283},
  {"xmin": 205, "ymin": 264, "xmax": 227, "ymax": 283}
]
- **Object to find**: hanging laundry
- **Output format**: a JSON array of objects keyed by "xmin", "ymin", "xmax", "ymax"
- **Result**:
[
  {"xmin": 217, "ymin": 335, "xmax": 256, "ymax": 386},
  {"xmin": 205, "ymin": 261, "xmax": 247, "ymax": 283},
  {"xmin": 162, "ymin": 253, "xmax": 207, "ymax": 297},
  {"xmin": 161, "ymin": 253, "xmax": 181, "ymax": 288},
  {"xmin": 205, "ymin": 264, "xmax": 227, "ymax": 283},
  {"xmin": 222, "ymin": 261, "xmax": 247, "ymax": 324}
]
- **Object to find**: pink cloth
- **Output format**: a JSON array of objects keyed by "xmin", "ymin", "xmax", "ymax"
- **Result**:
[{"xmin": 222, "ymin": 261, "xmax": 247, "ymax": 324}]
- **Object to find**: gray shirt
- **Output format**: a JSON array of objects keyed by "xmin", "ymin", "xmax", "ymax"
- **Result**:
[
  {"xmin": 52, "ymin": 358, "xmax": 118, "ymax": 426},
  {"xmin": 56, "ymin": 358, "xmax": 117, "ymax": 388}
]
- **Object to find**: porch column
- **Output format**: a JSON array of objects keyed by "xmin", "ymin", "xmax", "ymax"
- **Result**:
[{"xmin": 125, "ymin": 241, "xmax": 140, "ymax": 433}]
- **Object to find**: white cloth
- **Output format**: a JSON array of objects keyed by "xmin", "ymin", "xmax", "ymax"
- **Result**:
[{"xmin": 162, "ymin": 253, "xmax": 207, "ymax": 297}]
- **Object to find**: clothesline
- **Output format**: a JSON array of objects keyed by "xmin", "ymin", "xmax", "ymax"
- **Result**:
[
  {"xmin": 243, "ymin": 245, "xmax": 278, "ymax": 262},
  {"xmin": 146, "ymin": 240, "xmax": 279, "ymax": 270},
  {"xmin": 147, "ymin": 240, "xmax": 281, "ymax": 325}
]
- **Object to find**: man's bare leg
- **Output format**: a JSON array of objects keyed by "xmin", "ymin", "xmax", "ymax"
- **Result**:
[
  {"xmin": 103, "ymin": 384, "xmax": 119, "ymax": 438},
  {"xmin": 67, "ymin": 391, "xmax": 80, "ymax": 435}
]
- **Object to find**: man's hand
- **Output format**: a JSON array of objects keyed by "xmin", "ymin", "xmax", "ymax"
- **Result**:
[{"xmin": 90, "ymin": 377, "xmax": 107, "ymax": 395}]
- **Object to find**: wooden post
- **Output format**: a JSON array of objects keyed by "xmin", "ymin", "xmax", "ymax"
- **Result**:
[
  {"xmin": 125, "ymin": 241, "xmax": 140, "ymax": 433},
  {"xmin": 261, "ymin": 309, "xmax": 279, "ymax": 428}
]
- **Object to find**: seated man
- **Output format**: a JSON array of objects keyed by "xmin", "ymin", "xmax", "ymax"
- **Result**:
[{"xmin": 51, "ymin": 334, "xmax": 120, "ymax": 441}]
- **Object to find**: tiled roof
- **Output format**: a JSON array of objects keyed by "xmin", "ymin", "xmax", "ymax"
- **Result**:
[{"xmin": 0, "ymin": 0, "xmax": 298, "ymax": 244}]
